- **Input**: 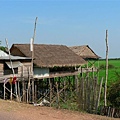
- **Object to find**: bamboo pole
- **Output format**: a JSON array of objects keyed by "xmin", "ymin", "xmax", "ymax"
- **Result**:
[
  {"xmin": 105, "ymin": 30, "xmax": 109, "ymax": 106},
  {"xmin": 94, "ymin": 77, "xmax": 98, "ymax": 112},
  {"xmin": 28, "ymin": 67, "xmax": 31, "ymax": 102},
  {"xmin": 49, "ymin": 78, "xmax": 52, "ymax": 107},
  {"xmin": 32, "ymin": 80, "xmax": 34, "ymax": 102},
  {"xmin": 18, "ymin": 81, "xmax": 21, "ymax": 101},
  {"xmin": 87, "ymin": 77, "xmax": 91, "ymax": 112},
  {"xmin": 4, "ymin": 80, "xmax": 5, "ymax": 99},
  {"xmin": 5, "ymin": 39, "xmax": 19, "ymax": 101},
  {"xmin": 27, "ymin": 89, "xmax": 28, "ymax": 103},
  {"xmin": 63, "ymin": 77, "xmax": 66, "ymax": 101},
  {"xmin": 35, "ymin": 84, "xmax": 37, "ymax": 102},
  {"xmin": 82, "ymin": 77, "xmax": 84, "ymax": 110},
  {"xmin": 30, "ymin": 17, "xmax": 38, "ymax": 102},
  {"xmin": 96, "ymin": 77, "xmax": 104, "ymax": 113},
  {"xmin": 56, "ymin": 82, "xmax": 60, "ymax": 108},
  {"xmin": 31, "ymin": 17, "xmax": 38, "ymax": 75},
  {"xmin": 75, "ymin": 75, "xmax": 79, "ymax": 94},
  {"xmin": 22, "ymin": 80, "xmax": 25, "ymax": 102}
]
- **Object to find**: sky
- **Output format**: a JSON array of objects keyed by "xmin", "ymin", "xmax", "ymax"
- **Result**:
[{"xmin": 0, "ymin": 0, "xmax": 120, "ymax": 58}]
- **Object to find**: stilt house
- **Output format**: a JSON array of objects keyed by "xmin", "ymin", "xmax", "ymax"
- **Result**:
[
  {"xmin": 69, "ymin": 45, "xmax": 100, "ymax": 60},
  {"xmin": 69, "ymin": 45, "xmax": 100, "ymax": 73},
  {"xmin": 10, "ymin": 44, "xmax": 87, "ymax": 79}
]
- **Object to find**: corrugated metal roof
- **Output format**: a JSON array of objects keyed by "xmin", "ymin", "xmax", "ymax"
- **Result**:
[
  {"xmin": 0, "ymin": 50, "xmax": 31, "ymax": 60},
  {"xmin": 0, "ymin": 50, "xmax": 8, "ymax": 57},
  {"xmin": 0, "ymin": 55, "xmax": 31, "ymax": 60}
]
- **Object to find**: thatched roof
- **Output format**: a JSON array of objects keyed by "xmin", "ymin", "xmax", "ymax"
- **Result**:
[
  {"xmin": 10, "ymin": 44, "xmax": 87, "ymax": 68},
  {"xmin": 69, "ymin": 45, "xmax": 100, "ymax": 59}
]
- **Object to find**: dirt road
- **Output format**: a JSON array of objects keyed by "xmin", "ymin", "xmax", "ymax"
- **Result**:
[{"xmin": 0, "ymin": 99, "xmax": 119, "ymax": 120}]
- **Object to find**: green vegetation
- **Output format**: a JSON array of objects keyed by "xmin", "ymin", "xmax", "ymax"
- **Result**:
[
  {"xmin": 93, "ymin": 59, "xmax": 120, "ymax": 86},
  {"xmin": 107, "ymin": 80, "xmax": 120, "ymax": 108},
  {"xmin": 0, "ymin": 41, "xmax": 7, "ymax": 52},
  {"xmin": 91, "ymin": 59, "xmax": 120, "ymax": 108},
  {"xmin": 0, "ymin": 46, "xmax": 7, "ymax": 52}
]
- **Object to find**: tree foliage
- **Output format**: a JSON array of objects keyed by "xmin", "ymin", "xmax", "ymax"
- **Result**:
[
  {"xmin": 107, "ymin": 80, "xmax": 120, "ymax": 108},
  {"xmin": 0, "ymin": 46, "xmax": 7, "ymax": 52},
  {"xmin": 0, "ymin": 41, "xmax": 7, "ymax": 52}
]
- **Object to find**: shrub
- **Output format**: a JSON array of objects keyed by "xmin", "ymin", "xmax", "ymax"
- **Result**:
[
  {"xmin": 99, "ymin": 64, "xmax": 105, "ymax": 70},
  {"xmin": 107, "ymin": 80, "xmax": 120, "ymax": 108},
  {"xmin": 108, "ymin": 64, "xmax": 115, "ymax": 69},
  {"xmin": 99, "ymin": 64, "xmax": 115, "ymax": 70}
]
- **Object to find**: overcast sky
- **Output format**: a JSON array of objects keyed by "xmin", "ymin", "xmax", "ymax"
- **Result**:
[{"xmin": 0, "ymin": 0, "xmax": 120, "ymax": 58}]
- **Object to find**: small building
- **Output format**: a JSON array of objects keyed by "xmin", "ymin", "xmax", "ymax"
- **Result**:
[
  {"xmin": 0, "ymin": 50, "xmax": 31, "ymax": 82},
  {"xmin": 69, "ymin": 45, "xmax": 100, "ymax": 60},
  {"xmin": 10, "ymin": 44, "xmax": 87, "ymax": 78},
  {"xmin": 69, "ymin": 45, "xmax": 100, "ymax": 71}
]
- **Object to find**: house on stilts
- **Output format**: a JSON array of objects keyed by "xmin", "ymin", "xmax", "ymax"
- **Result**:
[
  {"xmin": 69, "ymin": 45, "xmax": 100, "ymax": 73},
  {"xmin": 0, "ymin": 44, "xmax": 102, "ymax": 113},
  {"xmin": 9, "ymin": 44, "xmax": 87, "ymax": 104},
  {"xmin": 10, "ymin": 44, "xmax": 87, "ymax": 79}
]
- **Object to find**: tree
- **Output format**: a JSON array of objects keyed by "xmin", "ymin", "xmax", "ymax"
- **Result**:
[{"xmin": 0, "ymin": 41, "xmax": 7, "ymax": 52}]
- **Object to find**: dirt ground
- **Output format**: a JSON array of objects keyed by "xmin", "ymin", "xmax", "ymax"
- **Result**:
[{"xmin": 0, "ymin": 99, "xmax": 119, "ymax": 120}]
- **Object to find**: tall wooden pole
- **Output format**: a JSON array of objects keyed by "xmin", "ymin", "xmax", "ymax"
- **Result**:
[
  {"xmin": 31, "ymin": 17, "xmax": 38, "ymax": 75},
  {"xmin": 31, "ymin": 17, "xmax": 38, "ymax": 102},
  {"xmin": 105, "ymin": 30, "xmax": 108, "ymax": 106},
  {"xmin": 5, "ymin": 39, "xmax": 19, "ymax": 101}
]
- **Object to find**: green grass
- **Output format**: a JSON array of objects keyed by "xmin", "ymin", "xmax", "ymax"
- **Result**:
[{"xmin": 92, "ymin": 59, "xmax": 120, "ymax": 86}]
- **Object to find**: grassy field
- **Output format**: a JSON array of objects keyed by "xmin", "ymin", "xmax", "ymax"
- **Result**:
[{"xmin": 94, "ymin": 59, "xmax": 120, "ymax": 86}]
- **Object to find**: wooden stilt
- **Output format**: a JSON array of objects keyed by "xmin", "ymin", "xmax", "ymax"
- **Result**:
[
  {"xmin": 35, "ymin": 83, "xmax": 37, "ymax": 102},
  {"xmin": 32, "ymin": 79, "xmax": 34, "ymax": 102},
  {"xmin": 4, "ymin": 82, "xmax": 5, "ymax": 100},
  {"xmin": 87, "ymin": 78, "xmax": 91, "ymax": 112},
  {"xmin": 75, "ymin": 75, "xmax": 79, "ymax": 94},
  {"xmin": 96, "ymin": 77, "xmax": 103, "ymax": 113},
  {"xmin": 49, "ymin": 78, "xmax": 52, "ymax": 107},
  {"xmin": 18, "ymin": 81, "xmax": 21, "ymax": 102},
  {"xmin": 22, "ymin": 80, "xmax": 25, "ymax": 102},
  {"xmin": 10, "ymin": 84, "xmax": 12, "ymax": 100},
  {"xmin": 94, "ymin": 77, "xmax": 98, "ymax": 111},
  {"xmin": 63, "ymin": 77, "xmax": 66, "ymax": 101},
  {"xmin": 56, "ymin": 82, "xmax": 60, "ymax": 108},
  {"xmin": 82, "ymin": 77, "xmax": 84, "ymax": 110},
  {"xmin": 27, "ymin": 89, "xmax": 28, "ymax": 103}
]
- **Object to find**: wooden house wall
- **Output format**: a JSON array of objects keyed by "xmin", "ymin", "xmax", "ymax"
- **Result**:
[
  {"xmin": 19, "ymin": 61, "xmax": 32, "ymax": 76},
  {"xmin": 0, "ymin": 62, "xmax": 4, "ymax": 76}
]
